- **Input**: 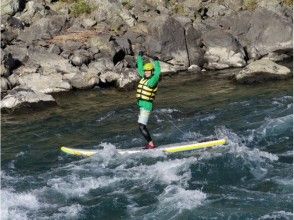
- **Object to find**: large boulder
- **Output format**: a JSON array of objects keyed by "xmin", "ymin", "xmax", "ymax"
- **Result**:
[
  {"xmin": 70, "ymin": 50, "xmax": 93, "ymax": 67},
  {"xmin": 17, "ymin": 1, "xmax": 49, "ymax": 25},
  {"xmin": 116, "ymin": 70, "xmax": 139, "ymax": 90},
  {"xmin": 27, "ymin": 50, "xmax": 79, "ymax": 75},
  {"xmin": 99, "ymin": 70, "xmax": 139, "ymax": 89},
  {"xmin": 185, "ymin": 25, "xmax": 204, "ymax": 67},
  {"xmin": 145, "ymin": 15, "xmax": 189, "ymax": 68},
  {"xmin": 17, "ymin": 72, "xmax": 72, "ymax": 93},
  {"xmin": 202, "ymin": 29, "xmax": 246, "ymax": 69},
  {"xmin": 1, "ymin": 86, "xmax": 56, "ymax": 111},
  {"xmin": 1, "ymin": 77, "xmax": 11, "ymax": 91},
  {"xmin": 235, "ymin": 59, "xmax": 291, "ymax": 83},
  {"xmin": 88, "ymin": 58, "xmax": 114, "ymax": 73},
  {"xmin": 1, "ymin": 0, "xmax": 19, "ymax": 16},
  {"xmin": 18, "ymin": 15, "xmax": 67, "ymax": 44},
  {"xmin": 91, "ymin": 0, "xmax": 136, "ymax": 28},
  {"xmin": 207, "ymin": 9, "xmax": 292, "ymax": 60},
  {"xmin": 69, "ymin": 71, "xmax": 99, "ymax": 89}
]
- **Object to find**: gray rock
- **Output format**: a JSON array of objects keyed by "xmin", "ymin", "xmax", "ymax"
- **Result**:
[
  {"xmin": 235, "ymin": 59, "xmax": 291, "ymax": 83},
  {"xmin": 70, "ymin": 50, "xmax": 92, "ymax": 67},
  {"xmin": 7, "ymin": 73, "xmax": 19, "ymax": 87},
  {"xmin": 188, "ymin": 64, "xmax": 201, "ymax": 73},
  {"xmin": 61, "ymin": 40, "xmax": 84, "ymax": 53},
  {"xmin": 99, "ymin": 71, "xmax": 121, "ymax": 84},
  {"xmin": 109, "ymin": 36, "xmax": 134, "ymax": 55},
  {"xmin": 48, "ymin": 44, "xmax": 61, "ymax": 55},
  {"xmin": 69, "ymin": 71, "xmax": 99, "ymax": 89},
  {"xmin": 1, "ymin": 86, "xmax": 56, "ymax": 110},
  {"xmin": 18, "ymin": 72, "xmax": 72, "ymax": 93},
  {"xmin": 89, "ymin": 58, "xmax": 114, "ymax": 73},
  {"xmin": 209, "ymin": 9, "xmax": 292, "ymax": 60},
  {"xmin": 1, "ymin": 0, "xmax": 19, "ymax": 16},
  {"xmin": 145, "ymin": 15, "xmax": 189, "ymax": 68},
  {"xmin": 1, "ymin": 77, "xmax": 11, "ymax": 91},
  {"xmin": 206, "ymin": 3, "xmax": 232, "ymax": 18},
  {"xmin": 185, "ymin": 25, "xmax": 204, "ymax": 67},
  {"xmin": 116, "ymin": 70, "xmax": 139, "ymax": 90},
  {"xmin": 27, "ymin": 50, "xmax": 79, "ymax": 75},
  {"xmin": 202, "ymin": 29, "xmax": 246, "ymax": 69},
  {"xmin": 18, "ymin": 15, "xmax": 67, "ymax": 44},
  {"xmin": 82, "ymin": 18, "xmax": 97, "ymax": 28},
  {"xmin": 88, "ymin": 34, "xmax": 115, "ymax": 55},
  {"xmin": 4, "ymin": 45, "xmax": 29, "ymax": 63},
  {"xmin": 18, "ymin": 1, "xmax": 51, "ymax": 25}
]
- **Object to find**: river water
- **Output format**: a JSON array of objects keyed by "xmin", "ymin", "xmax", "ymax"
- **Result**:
[{"xmin": 1, "ymin": 74, "xmax": 293, "ymax": 219}]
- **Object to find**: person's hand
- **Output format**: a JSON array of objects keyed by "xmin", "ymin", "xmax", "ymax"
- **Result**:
[{"xmin": 138, "ymin": 51, "xmax": 144, "ymax": 56}]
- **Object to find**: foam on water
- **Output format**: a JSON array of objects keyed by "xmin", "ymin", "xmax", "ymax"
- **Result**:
[
  {"xmin": 1, "ymin": 189, "xmax": 40, "ymax": 220},
  {"xmin": 258, "ymin": 211, "xmax": 293, "ymax": 220}
]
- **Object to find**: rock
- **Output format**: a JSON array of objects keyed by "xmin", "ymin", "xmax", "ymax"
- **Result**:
[
  {"xmin": 88, "ymin": 34, "xmax": 114, "ymax": 55},
  {"xmin": 221, "ymin": 0, "xmax": 243, "ymax": 11},
  {"xmin": 61, "ymin": 40, "xmax": 84, "ymax": 54},
  {"xmin": 1, "ymin": 0, "xmax": 19, "ymax": 16},
  {"xmin": 188, "ymin": 64, "xmax": 201, "ymax": 73},
  {"xmin": 116, "ymin": 70, "xmax": 139, "ymax": 90},
  {"xmin": 3, "ymin": 52, "xmax": 22, "ymax": 75},
  {"xmin": 1, "ymin": 77, "xmax": 11, "ymax": 91},
  {"xmin": 1, "ymin": 65, "xmax": 8, "ymax": 77},
  {"xmin": 82, "ymin": 18, "xmax": 97, "ymax": 28},
  {"xmin": 48, "ymin": 44, "xmax": 61, "ymax": 55},
  {"xmin": 70, "ymin": 50, "xmax": 92, "ymax": 66},
  {"xmin": 4, "ymin": 45, "xmax": 29, "ymax": 63},
  {"xmin": 209, "ymin": 9, "xmax": 292, "ymax": 60},
  {"xmin": 88, "ymin": 58, "xmax": 114, "ymax": 72},
  {"xmin": 206, "ymin": 3, "xmax": 232, "ymax": 18},
  {"xmin": 246, "ymin": 9, "xmax": 292, "ymax": 59},
  {"xmin": 109, "ymin": 36, "xmax": 134, "ymax": 55},
  {"xmin": 92, "ymin": 0, "xmax": 136, "ymax": 28},
  {"xmin": 174, "ymin": 16, "xmax": 192, "ymax": 27},
  {"xmin": 18, "ymin": 15, "xmax": 67, "ymax": 44},
  {"xmin": 263, "ymin": 52, "xmax": 292, "ymax": 62},
  {"xmin": 202, "ymin": 29, "xmax": 246, "ymax": 69},
  {"xmin": 18, "ymin": 1, "xmax": 50, "ymax": 25},
  {"xmin": 235, "ymin": 59, "xmax": 291, "ymax": 83},
  {"xmin": 1, "ymin": 86, "xmax": 56, "ymax": 111},
  {"xmin": 185, "ymin": 25, "xmax": 204, "ymax": 67},
  {"xmin": 7, "ymin": 17, "xmax": 25, "ymax": 29},
  {"xmin": 1, "ymin": 29, "xmax": 17, "ymax": 47},
  {"xmin": 99, "ymin": 71, "xmax": 120, "ymax": 84},
  {"xmin": 7, "ymin": 73, "xmax": 19, "ymax": 87},
  {"xmin": 27, "ymin": 50, "xmax": 79, "ymax": 75},
  {"xmin": 69, "ymin": 71, "xmax": 99, "ymax": 89},
  {"xmin": 145, "ymin": 15, "xmax": 189, "ymax": 68},
  {"xmin": 18, "ymin": 72, "xmax": 72, "ymax": 93}
]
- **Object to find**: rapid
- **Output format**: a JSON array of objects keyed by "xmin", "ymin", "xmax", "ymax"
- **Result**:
[{"xmin": 1, "ymin": 74, "xmax": 293, "ymax": 220}]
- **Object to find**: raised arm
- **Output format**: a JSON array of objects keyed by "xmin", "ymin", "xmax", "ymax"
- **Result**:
[
  {"xmin": 147, "ymin": 59, "xmax": 161, "ymax": 88},
  {"xmin": 137, "ymin": 54, "xmax": 145, "ymax": 78}
]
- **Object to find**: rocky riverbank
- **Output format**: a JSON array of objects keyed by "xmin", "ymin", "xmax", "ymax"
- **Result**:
[{"xmin": 1, "ymin": 0, "xmax": 292, "ymax": 111}]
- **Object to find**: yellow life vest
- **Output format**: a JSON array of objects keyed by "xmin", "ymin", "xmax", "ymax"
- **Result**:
[{"xmin": 136, "ymin": 78, "xmax": 158, "ymax": 101}]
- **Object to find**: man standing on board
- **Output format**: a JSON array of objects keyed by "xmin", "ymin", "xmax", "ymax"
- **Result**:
[{"xmin": 136, "ymin": 51, "xmax": 161, "ymax": 149}]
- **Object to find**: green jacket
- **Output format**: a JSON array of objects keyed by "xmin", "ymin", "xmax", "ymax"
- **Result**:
[{"xmin": 137, "ymin": 55, "xmax": 161, "ymax": 112}]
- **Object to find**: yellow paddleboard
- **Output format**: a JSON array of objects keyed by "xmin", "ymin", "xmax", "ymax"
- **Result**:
[{"xmin": 60, "ymin": 138, "xmax": 228, "ymax": 157}]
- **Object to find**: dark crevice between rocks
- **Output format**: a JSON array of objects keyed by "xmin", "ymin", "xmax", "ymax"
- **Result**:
[
  {"xmin": 19, "ymin": 0, "xmax": 27, "ymax": 12},
  {"xmin": 243, "ymin": 46, "xmax": 250, "ymax": 62},
  {"xmin": 98, "ymin": 81, "xmax": 117, "ymax": 88},
  {"xmin": 183, "ymin": 28, "xmax": 190, "ymax": 67},
  {"xmin": 113, "ymin": 49, "xmax": 126, "ymax": 66}
]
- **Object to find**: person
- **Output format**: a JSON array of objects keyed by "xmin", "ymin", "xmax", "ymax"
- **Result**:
[{"xmin": 136, "ymin": 51, "xmax": 161, "ymax": 149}]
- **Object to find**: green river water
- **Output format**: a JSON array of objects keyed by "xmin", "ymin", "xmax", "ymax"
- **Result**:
[{"xmin": 1, "ymin": 73, "xmax": 293, "ymax": 219}]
